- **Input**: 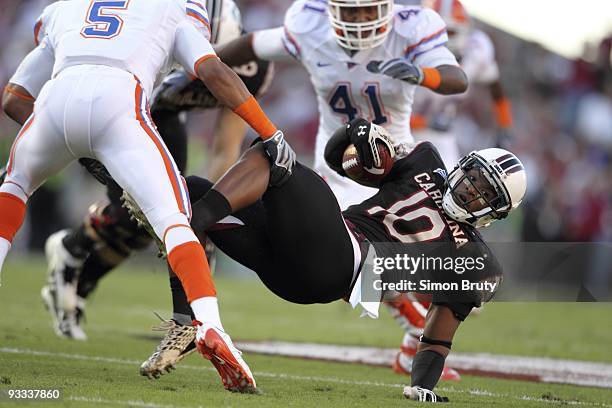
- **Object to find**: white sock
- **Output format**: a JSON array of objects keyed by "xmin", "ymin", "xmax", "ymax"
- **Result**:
[
  {"xmin": 0, "ymin": 238, "xmax": 11, "ymax": 286},
  {"xmin": 190, "ymin": 297, "xmax": 224, "ymax": 331}
]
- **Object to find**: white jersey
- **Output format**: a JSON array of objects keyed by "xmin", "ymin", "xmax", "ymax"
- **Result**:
[
  {"xmin": 33, "ymin": 0, "xmax": 215, "ymax": 97},
  {"xmin": 12, "ymin": 0, "xmax": 243, "ymax": 99},
  {"xmin": 281, "ymin": 1, "xmax": 457, "ymax": 171},
  {"xmin": 252, "ymin": 1, "xmax": 457, "ymax": 208}
]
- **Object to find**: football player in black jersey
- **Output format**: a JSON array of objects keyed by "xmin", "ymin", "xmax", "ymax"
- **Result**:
[{"xmin": 133, "ymin": 117, "xmax": 526, "ymax": 401}]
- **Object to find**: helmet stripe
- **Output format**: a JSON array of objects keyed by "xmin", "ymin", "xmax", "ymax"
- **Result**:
[
  {"xmin": 495, "ymin": 153, "xmax": 513, "ymax": 164},
  {"xmin": 505, "ymin": 164, "xmax": 524, "ymax": 174}
]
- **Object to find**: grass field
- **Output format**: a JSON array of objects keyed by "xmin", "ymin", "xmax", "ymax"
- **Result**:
[{"xmin": 1, "ymin": 256, "xmax": 611, "ymax": 407}]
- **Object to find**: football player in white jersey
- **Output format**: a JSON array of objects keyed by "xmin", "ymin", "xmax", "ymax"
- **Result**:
[
  {"xmin": 411, "ymin": 0, "xmax": 514, "ymax": 169},
  {"xmin": 217, "ymin": 0, "xmax": 468, "ymax": 210},
  {"xmin": 4, "ymin": 0, "xmax": 275, "ymax": 345},
  {"xmin": 0, "ymin": 0, "xmax": 299, "ymax": 393}
]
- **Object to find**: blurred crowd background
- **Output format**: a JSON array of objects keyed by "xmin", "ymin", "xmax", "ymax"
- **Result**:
[{"xmin": 1, "ymin": 0, "xmax": 611, "ymax": 253}]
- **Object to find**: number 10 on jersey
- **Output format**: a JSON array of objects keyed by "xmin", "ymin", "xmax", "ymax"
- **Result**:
[{"xmin": 81, "ymin": 0, "xmax": 130, "ymax": 39}]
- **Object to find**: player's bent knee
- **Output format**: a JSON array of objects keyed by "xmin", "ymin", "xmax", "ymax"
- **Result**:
[
  {"xmin": 148, "ymin": 211, "xmax": 192, "ymax": 242},
  {"xmin": 164, "ymin": 224, "xmax": 199, "ymax": 254}
]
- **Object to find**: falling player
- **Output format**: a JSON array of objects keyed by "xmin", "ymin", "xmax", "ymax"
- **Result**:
[
  {"xmin": 136, "ymin": 0, "xmax": 470, "ymax": 379},
  {"xmin": 212, "ymin": 0, "xmax": 472, "ymax": 379},
  {"xmin": 128, "ymin": 117, "xmax": 527, "ymax": 401},
  {"xmin": 0, "ymin": 0, "xmax": 297, "ymax": 393}
]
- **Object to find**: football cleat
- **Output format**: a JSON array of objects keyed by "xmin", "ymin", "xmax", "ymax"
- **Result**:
[
  {"xmin": 140, "ymin": 315, "xmax": 197, "ymax": 379},
  {"xmin": 384, "ymin": 293, "xmax": 427, "ymax": 336},
  {"xmin": 42, "ymin": 230, "xmax": 86, "ymax": 340},
  {"xmin": 195, "ymin": 321, "xmax": 258, "ymax": 393},
  {"xmin": 403, "ymin": 386, "xmax": 449, "ymax": 402},
  {"xmin": 41, "ymin": 287, "xmax": 87, "ymax": 341}
]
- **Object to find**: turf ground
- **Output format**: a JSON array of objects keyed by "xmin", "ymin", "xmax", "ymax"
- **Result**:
[{"xmin": 1, "ymin": 256, "xmax": 611, "ymax": 407}]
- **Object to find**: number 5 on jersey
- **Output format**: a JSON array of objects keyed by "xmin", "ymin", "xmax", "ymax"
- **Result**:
[{"xmin": 81, "ymin": 0, "xmax": 130, "ymax": 39}]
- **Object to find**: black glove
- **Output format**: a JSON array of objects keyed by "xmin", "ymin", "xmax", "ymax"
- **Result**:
[
  {"xmin": 262, "ymin": 130, "xmax": 297, "ymax": 187},
  {"xmin": 0, "ymin": 167, "xmax": 6, "ymax": 184},
  {"xmin": 347, "ymin": 118, "xmax": 376, "ymax": 168},
  {"xmin": 346, "ymin": 117, "xmax": 396, "ymax": 169},
  {"xmin": 367, "ymin": 59, "xmax": 424, "ymax": 85}
]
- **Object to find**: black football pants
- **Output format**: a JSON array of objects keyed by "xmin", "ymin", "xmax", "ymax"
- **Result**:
[{"xmin": 186, "ymin": 162, "xmax": 356, "ymax": 304}]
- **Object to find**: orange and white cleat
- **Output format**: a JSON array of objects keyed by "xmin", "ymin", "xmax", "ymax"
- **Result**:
[
  {"xmin": 194, "ymin": 321, "xmax": 258, "ymax": 394},
  {"xmin": 384, "ymin": 293, "xmax": 427, "ymax": 336}
]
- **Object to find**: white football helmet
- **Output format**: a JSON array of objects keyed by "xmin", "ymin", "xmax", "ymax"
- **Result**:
[
  {"xmin": 442, "ymin": 148, "xmax": 527, "ymax": 228},
  {"xmin": 328, "ymin": 0, "xmax": 393, "ymax": 51},
  {"xmin": 426, "ymin": 0, "xmax": 470, "ymax": 56}
]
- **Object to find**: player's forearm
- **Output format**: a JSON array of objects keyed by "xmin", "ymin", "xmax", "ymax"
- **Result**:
[
  {"xmin": 429, "ymin": 65, "xmax": 468, "ymax": 95},
  {"xmin": 197, "ymin": 56, "xmax": 277, "ymax": 139},
  {"xmin": 216, "ymin": 33, "xmax": 257, "ymax": 67},
  {"xmin": 2, "ymin": 84, "xmax": 35, "ymax": 125}
]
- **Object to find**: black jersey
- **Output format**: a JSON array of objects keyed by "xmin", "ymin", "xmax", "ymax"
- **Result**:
[
  {"xmin": 343, "ymin": 142, "xmax": 480, "ymax": 247},
  {"xmin": 151, "ymin": 57, "xmax": 273, "ymax": 112},
  {"xmin": 343, "ymin": 142, "xmax": 502, "ymax": 307}
]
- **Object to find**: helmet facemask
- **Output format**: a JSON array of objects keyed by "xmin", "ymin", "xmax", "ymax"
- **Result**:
[
  {"xmin": 442, "ymin": 153, "xmax": 512, "ymax": 228},
  {"xmin": 328, "ymin": 0, "xmax": 393, "ymax": 51}
]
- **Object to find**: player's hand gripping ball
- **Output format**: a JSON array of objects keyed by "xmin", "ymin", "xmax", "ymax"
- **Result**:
[{"xmin": 342, "ymin": 119, "xmax": 395, "ymax": 187}]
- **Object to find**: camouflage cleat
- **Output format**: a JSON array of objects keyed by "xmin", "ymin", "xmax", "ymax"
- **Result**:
[
  {"xmin": 120, "ymin": 191, "xmax": 166, "ymax": 258},
  {"xmin": 140, "ymin": 314, "xmax": 197, "ymax": 379}
]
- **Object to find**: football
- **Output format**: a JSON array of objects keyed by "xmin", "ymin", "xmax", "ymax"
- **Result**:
[{"xmin": 342, "ymin": 142, "xmax": 394, "ymax": 187}]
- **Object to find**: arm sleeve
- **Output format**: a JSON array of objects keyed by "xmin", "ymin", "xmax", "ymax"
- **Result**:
[
  {"xmin": 173, "ymin": 21, "xmax": 217, "ymax": 76},
  {"xmin": 9, "ymin": 38, "xmax": 54, "ymax": 98},
  {"xmin": 252, "ymin": 27, "xmax": 294, "ymax": 61}
]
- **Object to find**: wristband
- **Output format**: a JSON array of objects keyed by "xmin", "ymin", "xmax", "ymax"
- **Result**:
[
  {"xmin": 420, "ymin": 68, "xmax": 442, "ymax": 90},
  {"xmin": 233, "ymin": 96, "xmax": 277, "ymax": 139}
]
